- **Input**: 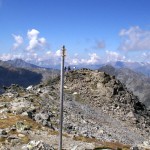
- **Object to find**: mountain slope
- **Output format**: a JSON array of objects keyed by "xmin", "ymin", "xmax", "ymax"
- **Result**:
[
  {"xmin": 0, "ymin": 59, "xmax": 60, "ymax": 94},
  {"xmin": 99, "ymin": 65, "xmax": 150, "ymax": 110},
  {"xmin": 0, "ymin": 69, "xmax": 149, "ymax": 149},
  {"xmin": 5, "ymin": 59, "xmax": 60, "ymax": 82},
  {"xmin": 0, "ymin": 66, "xmax": 42, "ymax": 88},
  {"xmin": 63, "ymin": 69, "xmax": 149, "ymax": 129}
]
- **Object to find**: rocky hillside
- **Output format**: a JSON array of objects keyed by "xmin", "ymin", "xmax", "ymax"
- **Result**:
[
  {"xmin": 0, "ymin": 69, "xmax": 150, "ymax": 149},
  {"xmin": 64, "ymin": 69, "xmax": 150, "ymax": 130},
  {"xmin": 99, "ymin": 65, "xmax": 150, "ymax": 110}
]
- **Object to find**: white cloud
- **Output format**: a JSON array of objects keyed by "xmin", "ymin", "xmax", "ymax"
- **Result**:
[
  {"xmin": 26, "ymin": 29, "xmax": 46, "ymax": 51},
  {"xmin": 46, "ymin": 51, "xmax": 52, "ymax": 55},
  {"xmin": 25, "ymin": 52, "xmax": 38, "ymax": 60},
  {"xmin": 119, "ymin": 26, "xmax": 150, "ymax": 51},
  {"xmin": 67, "ymin": 53, "xmax": 100, "ymax": 65},
  {"xmin": 142, "ymin": 52, "xmax": 150, "ymax": 60},
  {"xmin": 1, "ymin": 29, "xmax": 49, "ymax": 64},
  {"xmin": 106, "ymin": 50, "xmax": 126, "ymax": 62},
  {"xmin": 0, "ymin": 53, "xmax": 22, "ymax": 61},
  {"xmin": 72, "ymin": 59, "xmax": 79, "ymax": 65},
  {"xmin": 39, "ymin": 37, "xmax": 46, "ymax": 44},
  {"xmin": 55, "ymin": 50, "xmax": 61, "ymax": 57},
  {"xmin": 74, "ymin": 53, "xmax": 78, "ymax": 57},
  {"xmin": 27, "ymin": 29, "xmax": 39, "ymax": 39},
  {"xmin": 87, "ymin": 53, "xmax": 100, "ymax": 64},
  {"xmin": 2, "ymin": 27, "xmax": 114, "ymax": 66},
  {"xmin": 12, "ymin": 34, "xmax": 23, "ymax": 50},
  {"xmin": 0, "ymin": 54, "xmax": 12, "ymax": 60}
]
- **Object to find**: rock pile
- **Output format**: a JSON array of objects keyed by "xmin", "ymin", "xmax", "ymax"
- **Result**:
[{"xmin": 64, "ymin": 69, "xmax": 150, "ymax": 132}]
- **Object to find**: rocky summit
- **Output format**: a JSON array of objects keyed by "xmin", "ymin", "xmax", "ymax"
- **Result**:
[{"xmin": 0, "ymin": 69, "xmax": 150, "ymax": 150}]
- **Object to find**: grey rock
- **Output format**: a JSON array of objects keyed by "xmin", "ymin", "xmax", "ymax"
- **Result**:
[
  {"xmin": 16, "ymin": 121, "xmax": 31, "ymax": 132},
  {"xmin": 7, "ymin": 135, "xmax": 20, "ymax": 145},
  {"xmin": 34, "ymin": 112, "xmax": 52, "ymax": 127},
  {"xmin": 0, "ymin": 129, "xmax": 7, "ymax": 135},
  {"xmin": 23, "ymin": 140, "xmax": 55, "ymax": 150},
  {"xmin": 10, "ymin": 99, "xmax": 33, "ymax": 114},
  {"xmin": 130, "ymin": 146, "xmax": 139, "ymax": 150},
  {"xmin": 0, "ymin": 145, "xmax": 10, "ymax": 150}
]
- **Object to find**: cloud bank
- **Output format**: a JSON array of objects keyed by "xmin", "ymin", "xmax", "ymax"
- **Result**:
[
  {"xmin": 2, "ymin": 26, "xmax": 150, "ymax": 67},
  {"xmin": 119, "ymin": 26, "xmax": 150, "ymax": 51},
  {"xmin": 106, "ymin": 50, "xmax": 126, "ymax": 62}
]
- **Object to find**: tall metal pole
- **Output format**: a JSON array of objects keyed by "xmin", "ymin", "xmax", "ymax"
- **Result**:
[{"xmin": 59, "ymin": 45, "xmax": 66, "ymax": 150}]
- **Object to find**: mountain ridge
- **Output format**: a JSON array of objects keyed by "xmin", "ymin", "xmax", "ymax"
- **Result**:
[
  {"xmin": 6, "ymin": 58, "xmax": 40, "ymax": 69},
  {"xmin": 0, "ymin": 69, "xmax": 149, "ymax": 149}
]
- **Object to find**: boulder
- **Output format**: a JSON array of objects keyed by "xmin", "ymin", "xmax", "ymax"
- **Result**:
[
  {"xmin": 16, "ymin": 121, "xmax": 31, "ymax": 132},
  {"xmin": 22, "ymin": 140, "xmax": 55, "ymax": 150}
]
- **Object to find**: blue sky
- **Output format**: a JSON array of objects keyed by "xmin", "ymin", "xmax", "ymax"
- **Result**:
[{"xmin": 0, "ymin": 0, "xmax": 150, "ymax": 66}]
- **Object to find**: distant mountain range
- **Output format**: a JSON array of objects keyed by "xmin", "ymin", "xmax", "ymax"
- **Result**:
[
  {"xmin": 5, "ymin": 58, "xmax": 150, "ymax": 76},
  {"xmin": 105, "ymin": 61, "xmax": 150, "ymax": 76},
  {"xmin": 0, "ymin": 65, "xmax": 42, "ymax": 93},
  {"xmin": 68, "ymin": 61, "xmax": 150, "ymax": 76},
  {"xmin": 0, "ymin": 59, "xmax": 59, "ymax": 93},
  {"xmin": 6, "ymin": 59, "xmax": 40, "ymax": 69}
]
